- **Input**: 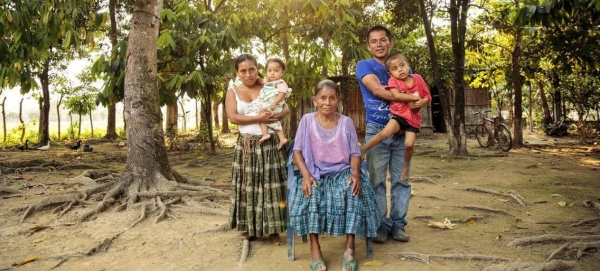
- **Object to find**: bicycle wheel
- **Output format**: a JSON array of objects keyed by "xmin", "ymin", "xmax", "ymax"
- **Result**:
[
  {"xmin": 496, "ymin": 124, "xmax": 513, "ymax": 152},
  {"xmin": 475, "ymin": 124, "xmax": 492, "ymax": 148}
]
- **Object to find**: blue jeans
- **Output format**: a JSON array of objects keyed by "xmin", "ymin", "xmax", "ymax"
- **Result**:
[{"xmin": 365, "ymin": 122, "xmax": 411, "ymax": 233}]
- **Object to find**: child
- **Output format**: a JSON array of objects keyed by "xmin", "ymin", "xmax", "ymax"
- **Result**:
[
  {"xmin": 361, "ymin": 53, "xmax": 431, "ymax": 181},
  {"xmin": 258, "ymin": 58, "xmax": 292, "ymax": 150}
]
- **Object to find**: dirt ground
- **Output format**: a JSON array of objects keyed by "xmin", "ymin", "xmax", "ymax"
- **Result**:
[{"xmin": 1, "ymin": 130, "xmax": 599, "ymax": 271}]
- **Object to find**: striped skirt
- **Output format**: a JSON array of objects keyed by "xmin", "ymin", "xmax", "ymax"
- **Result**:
[
  {"xmin": 229, "ymin": 134, "xmax": 287, "ymax": 237},
  {"xmin": 288, "ymin": 168, "xmax": 379, "ymax": 238}
]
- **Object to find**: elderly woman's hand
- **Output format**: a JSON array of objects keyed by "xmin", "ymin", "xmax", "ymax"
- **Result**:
[
  {"xmin": 348, "ymin": 174, "xmax": 361, "ymax": 196},
  {"xmin": 302, "ymin": 176, "xmax": 318, "ymax": 197}
]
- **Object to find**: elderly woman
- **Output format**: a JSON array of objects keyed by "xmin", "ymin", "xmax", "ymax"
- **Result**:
[
  {"xmin": 288, "ymin": 79, "xmax": 379, "ymax": 271},
  {"xmin": 225, "ymin": 54, "xmax": 288, "ymax": 244}
]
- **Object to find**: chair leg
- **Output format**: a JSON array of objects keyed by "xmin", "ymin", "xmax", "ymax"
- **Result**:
[
  {"xmin": 366, "ymin": 237, "xmax": 373, "ymax": 259},
  {"xmin": 287, "ymin": 226, "xmax": 295, "ymax": 261}
]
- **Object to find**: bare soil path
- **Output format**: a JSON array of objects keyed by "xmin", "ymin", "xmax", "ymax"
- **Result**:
[{"xmin": 1, "ymin": 131, "xmax": 599, "ymax": 271}]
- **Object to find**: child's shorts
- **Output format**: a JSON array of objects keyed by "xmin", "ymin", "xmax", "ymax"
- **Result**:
[{"xmin": 390, "ymin": 114, "xmax": 420, "ymax": 134}]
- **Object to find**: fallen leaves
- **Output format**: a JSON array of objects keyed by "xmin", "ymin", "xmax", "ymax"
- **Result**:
[
  {"xmin": 558, "ymin": 201, "xmax": 567, "ymax": 207},
  {"xmin": 364, "ymin": 260, "xmax": 385, "ymax": 266}
]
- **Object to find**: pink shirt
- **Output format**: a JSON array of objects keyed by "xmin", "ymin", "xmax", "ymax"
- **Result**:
[{"xmin": 387, "ymin": 74, "xmax": 432, "ymax": 128}]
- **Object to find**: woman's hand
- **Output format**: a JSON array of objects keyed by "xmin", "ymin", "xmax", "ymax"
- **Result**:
[
  {"xmin": 348, "ymin": 174, "xmax": 361, "ymax": 196},
  {"xmin": 257, "ymin": 109, "xmax": 277, "ymax": 123},
  {"xmin": 302, "ymin": 176, "xmax": 318, "ymax": 197}
]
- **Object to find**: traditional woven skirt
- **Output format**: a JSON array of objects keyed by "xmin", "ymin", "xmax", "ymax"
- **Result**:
[
  {"xmin": 229, "ymin": 134, "xmax": 287, "ymax": 237},
  {"xmin": 288, "ymin": 168, "xmax": 379, "ymax": 238}
]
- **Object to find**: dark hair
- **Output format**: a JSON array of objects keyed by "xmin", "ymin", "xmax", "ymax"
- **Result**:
[
  {"xmin": 367, "ymin": 25, "xmax": 392, "ymax": 42},
  {"xmin": 266, "ymin": 58, "xmax": 285, "ymax": 71},
  {"xmin": 234, "ymin": 54, "xmax": 258, "ymax": 71},
  {"xmin": 384, "ymin": 53, "xmax": 409, "ymax": 70},
  {"xmin": 314, "ymin": 79, "xmax": 340, "ymax": 97}
]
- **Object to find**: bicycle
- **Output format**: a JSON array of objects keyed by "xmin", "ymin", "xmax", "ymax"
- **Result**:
[{"xmin": 473, "ymin": 110, "xmax": 513, "ymax": 152}]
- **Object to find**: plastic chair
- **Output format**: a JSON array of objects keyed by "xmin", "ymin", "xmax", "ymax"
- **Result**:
[{"xmin": 286, "ymin": 140, "xmax": 374, "ymax": 261}]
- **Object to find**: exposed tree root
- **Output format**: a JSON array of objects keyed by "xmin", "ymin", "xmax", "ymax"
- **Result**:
[
  {"xmin": 130, "ymin": 204, "xmax": 147, "ymax": 228},
  {"xmin": 582, "ymin": 200, "xmax": 600, "ymax": 213},
  {"xmin": 239, "ymin": 239, "xmax": 250, "ymax": 265},
  {"xmin": 465, "ymin": 187, "xmax": 526, "ymax": 207},
  {"xmin": 57, "ymin": 164, "xmax": 105, "ymax": 170},
  {"xmin": 569, "ymin": 218, "xmax": 600, "ymax": 227},
  {"xmin": 395, "ymin": 251, "xmax": 511, "ymax": 264},
  {"xmin": 79, "ymin": 198, "xmax": 116, "ymax": 223},
  {"xmin": 545, "ymin": 242, "xmax": 571, "ymax": 262},
  {"xmin": 86, "ymin": 231, "xmax": 125, "ymax": 256},
  {"xmin": 411, "ymin": 177, "xmax": 439, "ymax": 185},
  {"xmin": 482, "ymin": 260, "xmax": 576, "ymax": 271},
  {"xmin": 21, "ymin": 195, "xmax": 82, "ymax": 223},
  {"xmin": 0, "ymin": 187, "xmax": 19, "ymax": 195},
  {"xmin": 455, "ymin": 205, "xmax": 516, "ymax": 217},
  {"xmin": 154, "ymin": 196, "xmax": 167, "ymax": 224},
  {"xmin": 187, "ymin": 206, "xmax": 229, "ymax": 216},
  {"xmin": 422, "ymin": 195, "xmax": 447, "ymax": 201},
  {"xmin": 507, "ymin": 234, "xmax": 600, "ymax": 247},
  {"xmin": 137, "ymin": 190, "xmax": 211, "ymax": 198},
  {"xmin": 191, "ymin": 223, "xmax": 230, "ymax": 236}
]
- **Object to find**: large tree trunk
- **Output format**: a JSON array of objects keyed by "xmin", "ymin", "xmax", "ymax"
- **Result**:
[
  {"xmin": 419, "ymin": 0, "xmax": 451, "ymax": 146},
  {"xmin": 510, "ymin": 0, "xmax": 523, "ymax": 147},
  {"xmin": 39, "ymin": 59, "xmax": 51, "ymax": 144},
  {"xmin": 448, "ymin": 0, "xmax": 469, "ymax": 155},
  {"xmin": 119, "ymin": 0, "xmax": 182, "ymax": 201},
  {"xmin": 104, "ymin": 0, "xmax": 119, "ymax": 140}
]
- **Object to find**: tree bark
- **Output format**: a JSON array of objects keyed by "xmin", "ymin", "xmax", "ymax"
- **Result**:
[
  {"xmin": 1, "ymin": 97, "xmax": 6, "ymax": 144},
  {"xmin": 419, "ymin": 0, "xmax": 451, "ymax": 144},
  {"xmin": 212, "ymin": 99, "xmax": 220, "ymax": 131},
  {"xmin": 121, "ymin": 0, "xmax": 176, "ymax": 193},
  {"xmin": 448, "ymin": 0, "xmax": 469, "ymax": 155},
  {"xmin": 220, "ymin": 98, "xmax": 229, "ymax": 133},
  {"xmin": 19, "ymin": 98, "xmax": 25, "ymax": 142},
  {"xmin": 537, "ymin": 80, "xmax": 552, "ymax": 125},
  {"xmin": 510, "ymin": 0, "xmax": 523, "ymax": 147},
  {"xmin": 57, "ymin": 94, "xmax": 64, "ymax": 140},
  {"xmin": 551, "ymin": 71, "xmax": 562, "ymax": 121},
  {"xmin": 104, "ymin": 0, "xmax": 119, "ymax": 140},
  {"xmin": 166, "ymin": 101, "xmax": 178, "ymax": 135},
  {"xmin": 39, "ymin": 59, "xmax": 51, "ymax": 144}
]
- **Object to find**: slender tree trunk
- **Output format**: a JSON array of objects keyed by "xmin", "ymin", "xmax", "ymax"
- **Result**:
[
  {"xmin": 195, "ymin": 98, "xmax": 200, "ymax": 131},
  {"xmin": 282, "ymin": 5, "xmax": 296, "ymax": 137},
  {"xmin": 104, "ymin": 0, "xmax": 119, "ymax": 140},
  {"xmin": 166, "ymin": 101, "xmax": 178, "ymax": 135},
  {"xmin": 537, "ymin": 80, "xmax": 552, "ymax": 125},
  {"xmin": 57, "ymin": 94, "xmax": 64, "ymax": 140},
  {"xmin": 510, "ymin": 0, "xmax": 523, "ymax": 147},
  {"xmin": 212, "ymin": 99, "xmax": 220, "ymax": 131},
  {"xmin": 419, "ymin": 0, "xmax": 451, "ymax": 142},
  {"xmin": 19, "ymin": 98, "xmax": 25, "ymax": 142},
  {"xmin": 551, "ymin": 71, "xmax": 562, "ymax": 121},
  {"xmin": 89, "ymin": 109, "xmax": 94, "ymax": 137},
  {"xmin": 221, "ymin": 98, "xmax": 229, "ymax": 133},
  {"xmin": 1, "ymin": 97, "xmax": 6, "ymax": 144},
  {"xmin": 78, "ymin": 113, "xmax": 82, "ymax": 138},
  {"xmin": 448, "ymin": 0, "xmax": 470, "ymax": 155},
  {"xmin": 529, "ymin": 84, "xmax": 533, "ymax": 132},
  {"xmin": 39, "ymin": 59, "xmax": 51, "ymax": 144},
  {"xmin": 201, "ymin": 87, "xmax": 215, "ymax": 154},
  {"xmin": 178, "ymin": 99, "xmax": 187, "ymax": 133}
]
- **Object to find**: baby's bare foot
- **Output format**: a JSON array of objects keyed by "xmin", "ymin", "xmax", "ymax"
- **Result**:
[
  {"xmin": 277, "ymin": 138, "xmax": 288, "ymax": 150},
  {"xmin": 259, "ymin": 134, "xmax": 271, "ymax": 144}
]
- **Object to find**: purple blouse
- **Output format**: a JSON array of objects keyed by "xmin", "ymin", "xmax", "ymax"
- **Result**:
[{"xmin": 293, "ymin": 112, "xmax": 361, "ymax": 180}]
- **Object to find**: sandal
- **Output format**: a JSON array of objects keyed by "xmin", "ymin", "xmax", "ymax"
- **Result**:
[
  {"xmin": 310, "ymin": 259, "xmax": 326, "ymax": 271},
  {"xmin": 341, "ymin": 250, "xmax": 356, "ymax": 271}
]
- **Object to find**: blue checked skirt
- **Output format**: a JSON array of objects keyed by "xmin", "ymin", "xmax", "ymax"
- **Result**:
[{"xmin": 288, "ymin": 167, "xmax": 379, "ymax": 238}]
